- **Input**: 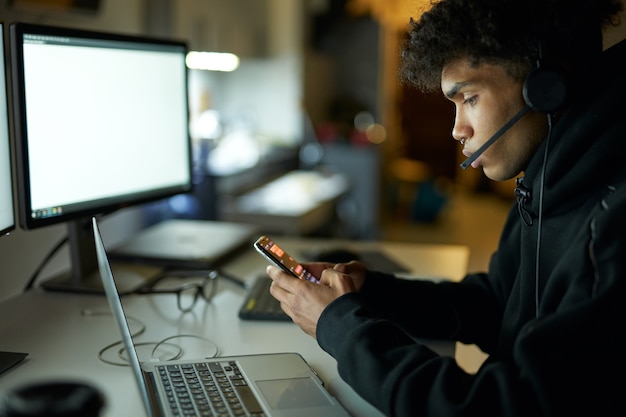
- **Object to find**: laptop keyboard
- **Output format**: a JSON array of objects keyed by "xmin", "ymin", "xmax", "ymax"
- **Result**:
[
  {"xmin": 157, "ymin": 361, "xmax": 265, "ymax": 416},
  {"xmin": 238, "ymin": 276, "xmax": 290, "ymax": 321}
]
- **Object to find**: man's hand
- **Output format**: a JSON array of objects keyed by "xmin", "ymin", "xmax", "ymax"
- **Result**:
[{"xmin": 267, "ymin": 261, "xmax": 366, "ymax": 337}]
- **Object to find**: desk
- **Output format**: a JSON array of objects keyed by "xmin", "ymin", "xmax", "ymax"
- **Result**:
[{"xmin": 0, "ymin": 238, "xmax": 469, "ymax": 417}]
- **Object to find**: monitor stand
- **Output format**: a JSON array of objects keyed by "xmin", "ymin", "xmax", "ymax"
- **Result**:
[{"xmin": 40, "ymin": 218, "xmax": 156, "ymax": 295}]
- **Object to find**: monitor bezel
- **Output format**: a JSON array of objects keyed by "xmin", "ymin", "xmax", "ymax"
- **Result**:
[
  {"xmin": 0, "ymin": 21, "xmax": 16, "ymax": 237},
  {"xmin": 9, "ymin": 22, "xmax": 193, "ymax": 231}
]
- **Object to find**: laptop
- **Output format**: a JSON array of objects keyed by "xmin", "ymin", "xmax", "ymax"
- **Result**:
[
  {"xmin": 109, "ymin": 219, "xmax": 258, "ymax": 269},
  {"xmin": 92, "ymin": 217, "xmax": 349, "ymax": 417}
]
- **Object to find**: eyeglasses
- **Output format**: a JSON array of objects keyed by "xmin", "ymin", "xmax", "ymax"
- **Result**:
[{"xmin": 134, "ymin": 270, "xmax": 218, "ymax": 312}]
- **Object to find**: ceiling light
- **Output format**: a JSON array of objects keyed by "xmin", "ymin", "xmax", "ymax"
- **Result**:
[{"xmin": 185, "ymin": 51, "xmax": 240, "ymax": 72}]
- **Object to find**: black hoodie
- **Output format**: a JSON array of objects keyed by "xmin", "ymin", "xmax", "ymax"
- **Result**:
[{"xmin": 316, "ymin": 38, "xmax": 626, "ymax": 416}]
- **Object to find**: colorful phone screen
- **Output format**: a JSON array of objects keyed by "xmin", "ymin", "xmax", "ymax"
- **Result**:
[{"xmin": 254, "ymin": 236, "xmax": 319, "ymax": 283}]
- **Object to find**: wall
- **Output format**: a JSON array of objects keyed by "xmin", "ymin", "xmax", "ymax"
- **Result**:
[
  {"xmin": 185, "ymin": 0, "xmax": 305, "ymax": 149},
  {"xmin": 0, "ymin": 0, "xmax": 145, "ymax": 34}
]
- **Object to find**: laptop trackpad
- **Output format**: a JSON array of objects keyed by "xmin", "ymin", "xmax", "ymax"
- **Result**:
[{"xmin": 256, "ymin": 377, "xmax": 333, "ymax": 409}]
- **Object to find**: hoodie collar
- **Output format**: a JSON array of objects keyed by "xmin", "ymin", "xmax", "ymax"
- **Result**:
[{"xmin": 514, "ymin": 38, "xmax": 626, "ymax": 224}]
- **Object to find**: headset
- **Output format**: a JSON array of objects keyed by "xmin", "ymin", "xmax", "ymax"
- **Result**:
[
  {"xmin": 458, "ymin": 13, "xmax": 570, "ymax": 317},
  {"xmin": 522, "ymin": 27, "xmax": 571, "ymax": 317},
  {"xmin": 522, "ymin": 40, "xmax": 569, "ymax": 114},
  {"xmin": 459, "ymin": 28, "xmax": 569, "ymax": 169},
  {"xmin": 525, "ymin": 38, "xmax": 569, "ymax": 318}
]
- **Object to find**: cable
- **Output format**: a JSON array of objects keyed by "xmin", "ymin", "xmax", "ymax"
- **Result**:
[
  {"xmin": 23, "ymin": 235, "xmax": 68, "ymax": 291},
  {"xmin": 534, "ymin": 113, "xmax": 554, "ymax": 317},
  {"xmin": 151, "ymin": 334, "xmax": 220, "ymax": 360},
  {"xmin": 83, "ymin": 310, "xmax": 220, "ymax": 366},
  {"xmin": 82, "ymin": 310, "xmax": 148, "ymax": 366},
  {"xmin": 116, "ymin": 342, "xmax": 183, "ymax": 365},
  {"xmin": 23, "ymin": 237, "xmax": 248, "ymax": 292}
]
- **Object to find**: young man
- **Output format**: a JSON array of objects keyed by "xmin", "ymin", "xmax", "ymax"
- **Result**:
[{"xmin": 267, "ymin": 0, "xmax": 626, "ymax": 415}]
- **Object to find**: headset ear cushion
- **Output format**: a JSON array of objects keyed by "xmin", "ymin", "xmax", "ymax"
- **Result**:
[{"xmin": 523, "ymin": 66, "xmax": 568, "ymax": 114}]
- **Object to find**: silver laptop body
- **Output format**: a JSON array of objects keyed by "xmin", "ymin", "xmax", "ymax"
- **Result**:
[
  {"xmin": 92, "ymin": 217, "xmax": 350, "ymax": 417},
  {"xmin": 109, "ymin": 219, "xmax": 258, "ymax": 269}
]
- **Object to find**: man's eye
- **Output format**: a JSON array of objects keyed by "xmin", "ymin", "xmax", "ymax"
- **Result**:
[{"xmin": 463, "ymin": 96, "xmax": 477, "ymax": 106}]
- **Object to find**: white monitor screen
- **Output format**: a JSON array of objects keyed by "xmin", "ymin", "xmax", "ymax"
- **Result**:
[{"xmin": 10, "ymin": 23, "xmax": 192, "ymax": 229}]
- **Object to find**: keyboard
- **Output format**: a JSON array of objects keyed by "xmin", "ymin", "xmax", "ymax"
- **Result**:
[
  {"xmin": 238, "ymin": 276, "xmax": 290, "ymax": 321},
  {"xmin": 157, "ymin": 361, "xmax": 265, "ymax": 416}
]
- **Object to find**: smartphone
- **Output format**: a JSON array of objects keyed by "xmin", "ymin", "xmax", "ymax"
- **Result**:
[{"xmin": 254, "ymin": 235, "xmax": 319, "ymax": 283}]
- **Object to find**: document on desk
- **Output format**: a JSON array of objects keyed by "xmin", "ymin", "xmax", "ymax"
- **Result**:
[{"xmin": 93, "ymin": 217, "xmax": 350, "ymax": 417}]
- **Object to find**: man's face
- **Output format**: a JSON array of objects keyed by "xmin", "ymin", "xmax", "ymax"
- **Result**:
[{"xmin": 441, "ymin": 59, "xmax": 548, "ymax": 181}]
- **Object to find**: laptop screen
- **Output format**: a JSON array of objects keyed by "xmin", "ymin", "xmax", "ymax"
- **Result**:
[{"xmin": 92, "ymin": 217, "xmax": 156, "ymax": 417}]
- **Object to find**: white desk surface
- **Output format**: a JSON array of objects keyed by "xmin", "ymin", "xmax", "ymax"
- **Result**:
[{"xmin": 0, "ymin": 237, "xmax": 469, "ymax": 417}]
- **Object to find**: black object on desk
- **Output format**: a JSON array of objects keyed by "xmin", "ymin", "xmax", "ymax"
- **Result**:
[
  {"xmin": 238, "ymin": 276, "xmax": 290, "ymax": 321},
  {"xmin": 313, "ymin": 248, "xmax": 361, "ymax": 263},
  {"xmin": 304, "ymin": 248, "xmax": 411, "ymax": 273},
  {"xmin": 0, "ymin": 352, "xmax": 28, "ymax": 377},
  {"xmin": 1, "ymin": 380, "xmax": 105, "ymax": 416}
]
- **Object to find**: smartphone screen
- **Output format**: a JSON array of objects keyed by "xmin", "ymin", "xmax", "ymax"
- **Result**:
[{"xmin": 254, "ymin": 236, "xmax": 319, "ymax": 283}]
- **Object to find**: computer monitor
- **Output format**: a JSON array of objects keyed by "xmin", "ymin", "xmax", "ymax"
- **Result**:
[
  {"xmin": 1, "ymin": 20, "xmax": 30, "ymax": 376},
  {"xmin": 9, "ymin": 22, "xmax": 192, "ymax": 293},
  {"xmin": 1, "ymin": 23, "xmax": 15, "ymax": 238}
]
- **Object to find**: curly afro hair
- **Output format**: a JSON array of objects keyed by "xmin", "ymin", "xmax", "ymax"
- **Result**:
[{"xmin": 399, "ymin": 0, "xmax": 624, "ymax": 92}]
